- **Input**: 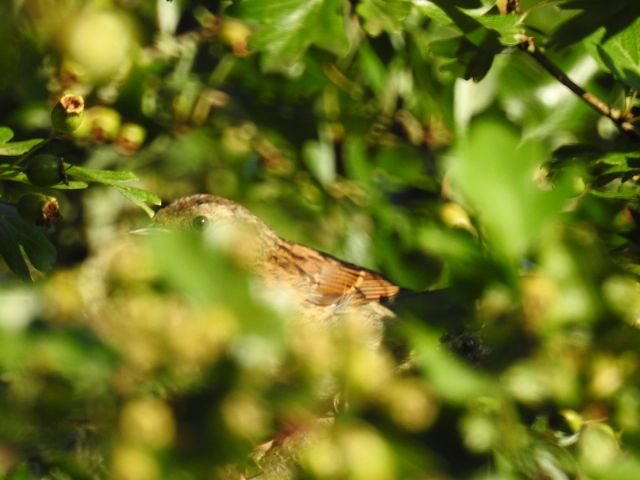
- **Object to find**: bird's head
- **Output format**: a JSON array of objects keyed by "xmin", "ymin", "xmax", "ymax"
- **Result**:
[
  {"xmin": 153, "ymin": 194, "xmax": 258, "ymax": 228},
  {"xmin": 152, "ymin": 194, "xmax": 279, "ymax": 264}
]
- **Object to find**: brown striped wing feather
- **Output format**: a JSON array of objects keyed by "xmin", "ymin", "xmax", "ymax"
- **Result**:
[{"xmin": 275, "ymin": 241, "xmax": 400, "ymax": 306}]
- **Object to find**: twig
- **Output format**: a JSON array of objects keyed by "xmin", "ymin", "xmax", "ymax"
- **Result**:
[{"xmin": 518, "ymin": 36, "xmax": 639, "ymax": 140}]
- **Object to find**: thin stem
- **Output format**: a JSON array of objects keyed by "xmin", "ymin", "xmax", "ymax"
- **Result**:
[{"xmin": 518, "ymin": 37, "xmax": 639, "ymax": 141}]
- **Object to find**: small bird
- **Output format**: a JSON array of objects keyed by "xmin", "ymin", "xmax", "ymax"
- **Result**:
[
  {"xmin": 154, "ymin": 195, "xmax": 477, "ymax": 479},
  {"xmin": 154, "ymin": 194, "xmax": 402, "ymax": 345},
  {"xmin": 155, "ymin": 194, "xmax": 412, "ymax": 479}
]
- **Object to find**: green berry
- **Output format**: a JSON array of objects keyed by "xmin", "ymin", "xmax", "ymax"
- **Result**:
[
  {"xmin": 89, "ymin": 107, "xmax": 121, "ymax": 143},
  {"xmin": 17, "ymin": 193, "xmax": 61, "ymax": 226},
  {"xmin": 51, "ymin": 94, "xmax": 85, "ymax": 134},
  {"xmin": 116, "ymin": 123, "xmax": 146, "ymax": 154},
  {"xmin": 25, "ymin": 154, "xmax": 65, "ymax": 187}
]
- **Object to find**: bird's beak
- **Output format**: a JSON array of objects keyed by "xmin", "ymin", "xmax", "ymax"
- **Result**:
[{"xmin": 129, "ymin": 225, "xmax": 170, "ymax": 235}]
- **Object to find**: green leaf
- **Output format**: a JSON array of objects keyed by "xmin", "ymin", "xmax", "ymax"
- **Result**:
[
  {"xmin": 0, "ymin": 127, "xmax": 14, "ymax": 144},
  {"xmin": 113, "ymin": 185, "xmax": 161, "ymax": 218},
  {"xmin": 66, "ymin": 165, "xmax": 138, "ymax": 184},
  {"xmin": 65, "ymin": 165, "xmax": 159, "ymax": 214},
  {"xmin": 0, "ymin": 138, "xmax": 44, "ymax": 156},
  {"xmin": 0, "ymin": 169, "xmax": 88, "ymax": 189},
  {"xmin": 429, "ymin": 37, "xmax": 464, "ymax": 58},
  {"xmin": 357, "ymin": 41, "xmax": 387, "ymax": 96},
  {"xmin": 585, "ymin": 16, "xmax": 640, "ymax": 91},
  {"xmin": 437, "ymin": 37, "xmax": 496, "ymax": 80},
  {"xmin": 0, "ymin": 164, "xmax": 22, "ymax": 178},
  {"xmin": 3, "ymin": 213, "xmax": 56, "ymax": 273},
  {"xmin": 421, "ymin": 0, "xmax": 502, "ymax": 52},
  {"xmin": 0, "ymin": 205, "xmax": 56, "ymax": 280},
  {"xmin": 476, "ymin": 14, "xmax": 523, "ymax": 46},
  {"xmin": 51, "ymin": 180, "xmax": 90, "ymax": 190},
  {"xmin": 0, "ymin": 126, "xmax": 44, "ymax": 156},
  {"xmin": 551, "ymin": 0, "xmax": 640, "ymax": 48},
  {"xmin": 303, "ymin": 140, "xmax": 335, "ymax": 187},
  {"xmin": 415, "ymin": 1, "xmax": 511, "ymax": 81},
  {"xmin": 448, "ymin": 118, "xmax": 572, "ymax": 261},
  {"xmin": 0, "ymin": 217, "xmax": 30, "ymax": 281},
  {"xmin": 229, "ymin": 0, "xmax": 350, "ymax": 74},
  {"xmin": 357, "ymin": 0, "xmax": 414, "ymax": 36},
  {"xmin": 418, "ymin": 1, "xmax": 455, "ymax": 25}
]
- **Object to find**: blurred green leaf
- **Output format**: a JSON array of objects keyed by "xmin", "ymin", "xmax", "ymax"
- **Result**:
[
  {"xmin": 114, "ymin": 185, "xmax": 161, "ymax": 217},
  {"xmin": 448, "ymin": 118, "xmax": 573, "ymax": 261},
  {"xmin": 418, "ymin": 1, "xmax": 454, "ymax": 25},
  {"xmin": 357, "ymin": 0, "xmax": 414, "ymax": 36},
  {"xmin": 357, "ymin": 41, "xmax": 387, "ymax": 96},
  {"xmin": 229, "ymin": 0, "xmax": 350, "ymax": 74},
  {"xmin": 303, "ymin": 140, "xmax": 336, "ymax": 186},
  {"xmin": 3, "ymin": 213, "xmax": 56, "ymax": 273},
  {"xmin": 0, "ymin": 216, "xmax": 30, "ymax": 281},
  {"xmin": 0, "ymin": 205, "xmax": 55, "ymax": 281}
]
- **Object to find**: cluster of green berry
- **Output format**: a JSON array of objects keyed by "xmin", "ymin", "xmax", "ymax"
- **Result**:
[
  {"xmin": 14, "ymin": 94, "xmax": 149, "ymax": 227},
  {"xmin": 15, "ymin": 95, "xmax": 84, "ymax": 226}
]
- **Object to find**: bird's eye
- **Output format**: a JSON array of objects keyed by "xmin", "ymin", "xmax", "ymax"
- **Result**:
[{"xmin": 192, "ymin": 216, "xmax": 208, "ymax": 229}]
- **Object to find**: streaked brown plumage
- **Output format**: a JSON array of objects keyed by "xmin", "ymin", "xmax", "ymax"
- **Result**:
[
  {"xmin": 154, "ymin": 194, "xmax": 412, "ymax": 479},
  {"xmin": 154, "ymin": 194, "xmax": 401, "ymax": 342}
]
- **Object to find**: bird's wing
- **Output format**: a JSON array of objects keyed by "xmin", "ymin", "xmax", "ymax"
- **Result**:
[{"xmin": 275, "ymin": 241, "xmax": 400, "ymax": 306}]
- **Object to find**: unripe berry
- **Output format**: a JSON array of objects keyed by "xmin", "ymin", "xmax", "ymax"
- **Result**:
[
  {"xmin": 116, "ymin": 123, "xmax": 146, "ymax": 154},
  {"xmin": 51, "ymin": 94, "xmax": 85, "ymax": 134},
  {"xmin": 17, "ymin": 193, "xmax": 61, "ymax": 226},
  {"xmin": 25, "ymin": 154, "xmax": 65, "ymax": 187},
  {"xmin": 219, "ymin": 19, "xmax": 251, "ymax": 57},
  {"xmin": 88, "ymin": 106, "xmax": 121, "ymax": 143}
]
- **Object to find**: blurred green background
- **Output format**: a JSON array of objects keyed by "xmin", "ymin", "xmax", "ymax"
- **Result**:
[{"xmin": 1, "ymin": 0, "xmax": 640, "ymax": 478}]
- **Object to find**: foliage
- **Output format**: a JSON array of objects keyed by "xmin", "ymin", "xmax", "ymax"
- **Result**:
[{"xmin": 1, "ymin": 0, "xmax": 640, "ymax": 478}]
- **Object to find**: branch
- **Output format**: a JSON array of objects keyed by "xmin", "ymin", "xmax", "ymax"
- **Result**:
[{"xmin": 518, "ymin": 37, "xmax": 639, "ymax": 141}]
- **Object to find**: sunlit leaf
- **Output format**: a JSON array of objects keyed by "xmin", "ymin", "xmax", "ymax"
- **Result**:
[
  {"xmin": 230, "ymin": 0, "xmax": 351, "ymax": 74},
  {"xmin": 585, "ymin": 16, "xmax": 640, "ymax": 91},
  {"xmin": 51, "ymin": 180, "xmax": 89, "ymax": 190},
  {"xmin": 476, "ymin": 14, "xmax": 523, "ymax": 46},
  {"xmin": 66, "ymin": 165, "xmax": 138, "ymax": 184},
  {"xmin": 448, "ymin": 118, "xmax": 572, "ymax": 261},
  {"xmin": 422, "ymin": 0, "xmax": 502, "ymax": 52},
  {"xmin": 0, "ymin": 126, "xmax": 13, "ymax": 143},
  {"xmin": 114, "ymin": 185, "xmax": 161, "ymax": 217},
  {"xmin": 303, "ymin": 140, "xmax": 335, "ymax": 186},
  {"xmin": 0, "ymin": 126, "xmax": 43, "ymax": 156},
  {"xmin": 0, "ymin": 139, "xmax": 44, "ymax": 156},
  {"xmin": 357, "ymin": 0, "xmax": 414, "ymax": 36}
]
